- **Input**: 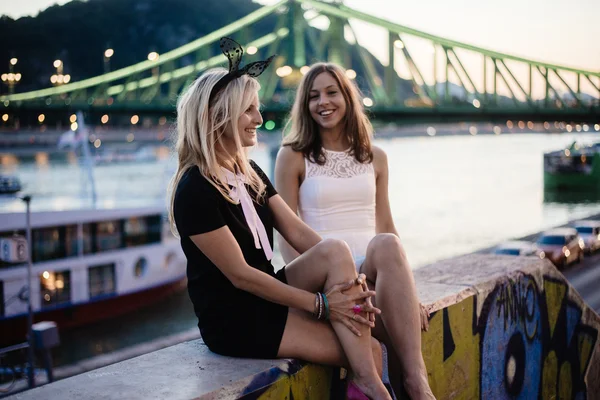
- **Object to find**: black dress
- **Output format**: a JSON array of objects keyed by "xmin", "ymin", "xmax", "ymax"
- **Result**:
[{"xmin": 173, "ymin": 161, "xmax": 289, "ymax": 358}]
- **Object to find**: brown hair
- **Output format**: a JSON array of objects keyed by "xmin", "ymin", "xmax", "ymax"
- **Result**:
[{"xmin": 282, "ymin": 62, "xmax": 373, "ymax": 164}]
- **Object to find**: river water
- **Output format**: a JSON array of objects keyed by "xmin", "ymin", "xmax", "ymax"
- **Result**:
[{"xmin": 2, "ymin": 130, "xmax": 599, "ymax": 365}]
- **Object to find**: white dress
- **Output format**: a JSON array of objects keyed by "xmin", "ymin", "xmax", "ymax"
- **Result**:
[{"xmin": 298, "ymin": 149, "xmax": 377, "ymax": 270}]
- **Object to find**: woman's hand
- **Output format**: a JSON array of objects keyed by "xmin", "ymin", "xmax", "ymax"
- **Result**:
[
  {"xmin": 324, "ymin": 277, "xmax": 381, "ymax": 336},
  {"xmin": 355, "ymin": 273, "xmax": 376, "ymax": 324}
]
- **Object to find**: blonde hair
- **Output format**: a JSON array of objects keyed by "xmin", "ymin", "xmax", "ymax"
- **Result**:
[
  {"xmin": 283, "ymin": 62, "xmax": 373, "ymax": 165},
  {"xmin": 168, "ymin": 68, "xmax": 266, "ymax": 236}
]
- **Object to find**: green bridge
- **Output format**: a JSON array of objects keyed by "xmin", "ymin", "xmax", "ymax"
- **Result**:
[{"xmin": 2, "ymin": 0, "xmax": 599, "ymax": 127}]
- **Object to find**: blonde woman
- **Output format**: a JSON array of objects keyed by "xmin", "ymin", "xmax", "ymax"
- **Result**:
[
  {"xmin": 275, "ymin": 62, "xmax": 435, "ymax": 399},
  {"xmin": 169, "ymin": 39, "xmax": 392, "ymax": 400}
]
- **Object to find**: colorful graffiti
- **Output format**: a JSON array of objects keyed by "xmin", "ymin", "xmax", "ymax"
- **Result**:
[{"xmin": 421, "ymin": 273, "xmax": 598, "ymax": 400}]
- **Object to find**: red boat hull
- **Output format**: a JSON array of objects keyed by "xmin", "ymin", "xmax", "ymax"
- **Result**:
[{"xmin": 1, "ymin": 277, "xmax": 187, "ymax": 347}]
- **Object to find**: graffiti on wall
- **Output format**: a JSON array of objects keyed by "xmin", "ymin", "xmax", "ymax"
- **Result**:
[{"xmin": 422, "ymin": 274, "xmax": 598, "ymax": 400}]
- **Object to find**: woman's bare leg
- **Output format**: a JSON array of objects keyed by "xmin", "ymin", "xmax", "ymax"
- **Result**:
[
  {"xmin": 278, "ymin": 238, "xmax": 390, "ymax": 399},
  {"xmin": 360, "ymin": 234, "xmax": 435, "ymax": 400}
]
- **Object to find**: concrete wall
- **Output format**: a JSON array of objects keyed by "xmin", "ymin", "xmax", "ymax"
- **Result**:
[
  {"xmin": 9, "ymin": 255, "xmax": 600, "ymax": 400},
  {"xmin": 415, "ymin": 255, "xmax": 600, "ymax": 400}
]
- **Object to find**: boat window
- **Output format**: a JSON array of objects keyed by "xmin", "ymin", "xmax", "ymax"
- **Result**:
[
  {"xmin": 31, "ymin": 224, "xmax": 78, "ymax": 262},
  {"xmin": 40, "ymin": 270, "xmax": 71, "ymax": 308},
  {"xmin": 134, "ymin": 257, "xmax": 148, "ymax": 277},
  {"xmin": 88, "ymin": 263, "xmax": 116, "ymax": 299},
  {"xmin": 123, "ymin": 215, "xmax": 161, "ymax": 247},
  {"xmin": 0, "ymin": 230, "xmax": 26, "ymax": 268},
  {"xmin": 95, "ymin": 220, "xmax": 123, "ymax": 252},
  {"xmin": 537, "ymin": 236, "xmax": 566, "ymax": 245}
]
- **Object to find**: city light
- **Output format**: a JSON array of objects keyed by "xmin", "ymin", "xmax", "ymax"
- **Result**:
[
  {"xmin": 363, "ymin": 97, "xmax": 373, "ymax": 107},
  {"xmin": 527, "ymin": 121, "xmax": 534, "ymax": 129},
  {"xmin": 94, "ymin": 139, "xmax": 102, "ymax": 148},
  {"xmin": 583, "ymin": 124, "xmax": 589, "ymax": 132},
  {"xmin": 265, "ymin": 120, "xmax": 276, "ymax": 130},
  {"xmin": 393, "ymin": 40, "xmax": 404, "ymax": 49},
  {"xmin": 472, "ymin": 99, "xmax": 481, "ymax": 108},
  {"xmin": 595, "ymin": 124, "xmax": 600, "ymax": 131},
  {"xmin": 104, "ymin": 48, "xmax": 114, "ymax": 58},
  {"xmin": 493, "ymin": 126, "xmax": 502, "ymax": 135},
  {"xmin": 276, "ymin": 66, "xmax": 293, "ymax": 77},
  {"xmin": 43, "ymin": 271, "xmax": 50, "ymax": 279},
  {"xmin": 506, "ymin": 121, "xmax": 513, "ymax": 129},
  {"xmin": 38, "ymin": 114, "xmax": 45, "ymax": 123},
  {"xmin": 70, "ymin": 114, "xmax": 77, "ymax": 123},
  {"xmin": 158, "ymin": 116, "xmax": 167, "ymax": 125},
  {"xmin": 246, "ymin": 46, "xmax": 258, "ymax": 55},
  {"xmin": 101, "ymin": 115, "xmax": 109, "ymax": 124},
  {"xmin": 469, "ymin": 126, "xmax": 478, "ymax": 135},
  {"xmin": 147, "ymin": 52, "xmax": 159, "ymax": 61},
  {"xmin": 345, "ymin": 69, "xmax": 357, "ymax": 79},
  {"xmin": 71, "ymin": 122, "xmax": 78, "ymax": 131},
  {"xmin": 131, "ymin": 115, "xmax": 139, "ymax": 125},
  {"xmin": 518, "ymin": 121, "xmax": 525, "ymax": 129},
  {"xmin": 10, "ymin": 58, "xmax": 17, "ymax": 65},
  {"xmin": 1, "ymin": 114, "xmax": 8, "ymax": 122},
  {"xmin": 300, "ymin": 66, "xmax": 310, "ymax": 75},
  {"xmin": 127, "ymin": 133, "xmax": 135, "ymax": 142},
  {"xmin": 426, "ymin": 127, "xmax": 436, "ymax": 136},
  {"xmin": 53, "ymin": 60, "xmax": 62, "ymax": 69}
]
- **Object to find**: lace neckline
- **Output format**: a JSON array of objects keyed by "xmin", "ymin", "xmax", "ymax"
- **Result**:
[{"xmin": 323, "ymin": 148, "xmax": 351, "ymax": 154}]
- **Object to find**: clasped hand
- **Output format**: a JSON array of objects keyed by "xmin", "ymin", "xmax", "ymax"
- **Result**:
[{"xmin": 324, "ymin": 273, "xmax": 380, "ymax": 336}]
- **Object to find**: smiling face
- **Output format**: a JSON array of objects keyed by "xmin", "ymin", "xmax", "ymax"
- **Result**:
[
  {"xmin": 308, "ymin": 72, "xmax": 347, "ymax": 135},
  {"xmin": 222, "ymin": 91, "xmax": 263, "ymax": 150}
]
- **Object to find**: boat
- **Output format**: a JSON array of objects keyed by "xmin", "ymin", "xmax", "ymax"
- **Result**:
[
  {"xmin": 0, "ymin": 203, "xmax": 187, "ymax": 347},
  {"xmin": 0, "ymin": 112, "xmax": 187, "ymax": 347},
  {"xmin": 544, "ymin": 141, "xmax": 600, "ymax": 190}
]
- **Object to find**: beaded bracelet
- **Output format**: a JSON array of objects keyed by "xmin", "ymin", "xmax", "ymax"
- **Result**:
[{"xmin": 322, "ymin": 293, "xmax": 330, "ymax": 320}]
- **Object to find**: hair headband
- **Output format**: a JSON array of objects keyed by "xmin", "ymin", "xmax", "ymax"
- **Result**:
[{"xmin": 208, "ymin": 37, "xmax": 275, "ymax": 105}]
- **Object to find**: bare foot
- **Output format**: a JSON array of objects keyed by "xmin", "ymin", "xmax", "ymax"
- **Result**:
[
  {"xmin": 353, "ymin": 378, "xmax": 393, "ymax": 400},
  {"xmin": 404, "ymin": 372, "xmax": 436, "ymax": 400}
]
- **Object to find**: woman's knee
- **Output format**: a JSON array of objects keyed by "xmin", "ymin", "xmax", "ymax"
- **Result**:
[
  {"xmin": 315, "ymin": 238, "xmax": 354, "ymax": 270},
  {"xmin": 366, "ymin": 234, "xmax": 409, "ymax": 270}
]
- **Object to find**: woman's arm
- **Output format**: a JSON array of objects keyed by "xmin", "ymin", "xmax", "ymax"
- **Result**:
[
  {"xmin": 270, "ymin": 194, "xmax": 322, "ymax": 253},
  {"xmin": 373, "ymin": 146, "xmax": 399, "ymax": 236},
  {"xmin": 274, "ymin": 146, "xmax": 306, "ymax": 263},
  {"xmin": 190, "ymin": 226, "xmax": 315, "ymax": 313}
]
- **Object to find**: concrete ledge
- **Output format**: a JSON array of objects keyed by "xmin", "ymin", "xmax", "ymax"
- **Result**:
[
  {"xmin": 8, "ymin": 341, "xmax": 334, "ymax": 400},
  {"xmin": 9, "ymin": 254, "xmax": 600, "ymax": 399}
]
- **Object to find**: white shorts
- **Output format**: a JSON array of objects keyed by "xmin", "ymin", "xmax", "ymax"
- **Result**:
[{"xmin": 354, "ymin": 255, "xmax": 366, "ymax": 272}]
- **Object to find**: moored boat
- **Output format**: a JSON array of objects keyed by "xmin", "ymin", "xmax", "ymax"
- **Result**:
[
  {"xmin": 0, "ymin": 203, "xmax": 187, "ymax": 346},
  {"xmin": 544, "ymin": 141, "xmax": 600, "ymax": 190}
]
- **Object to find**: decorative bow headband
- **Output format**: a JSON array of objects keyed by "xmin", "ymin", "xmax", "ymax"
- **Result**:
[{"xmin": 208, "ymin": 37, "xmax": 275, "ymax": 105}]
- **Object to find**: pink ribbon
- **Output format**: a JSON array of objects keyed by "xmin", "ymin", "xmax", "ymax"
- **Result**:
[{"xmin": 221, "ymin": 168, "xmax": 273, "ymax": 261}]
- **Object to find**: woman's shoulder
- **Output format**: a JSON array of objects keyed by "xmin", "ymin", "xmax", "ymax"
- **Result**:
[
  {"xmin": 371, "ymin": 145, "xmax": 388, "ymax": 162},
  {"xmin": 275, "ymin": 145, "xmax": 304, "ymax": 170},
  {"xmin": 276, "ymin": 145, "xmax": 305, "ymax": 168},
  {"xmin": 370, "ymin": 145, "xmax": 388, "ymax": 174},
  {"xmin": 176, "ymin": 166, "xmax": 216, "ymax": 197}
]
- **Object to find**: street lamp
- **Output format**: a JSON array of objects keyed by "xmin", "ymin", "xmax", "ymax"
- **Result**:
[
  {"xmin": 1, "ymin": 58, "xmax": 21, "ymax": 95},
  {"xmin": 50, "ymin": 59, "xmax": 71, "ymax": 86},
  {"xmin": 17, "ymin": 194, "xmax": 36, "ymax": 388},
  {"xmin": 104, "ymin": 48, "xmax": 114, "ymax": 74}
]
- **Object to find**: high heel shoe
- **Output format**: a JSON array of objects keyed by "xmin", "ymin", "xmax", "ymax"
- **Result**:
[{"xmin": 347, "ymin": 381, "xmax": 370, "ymax": 400}]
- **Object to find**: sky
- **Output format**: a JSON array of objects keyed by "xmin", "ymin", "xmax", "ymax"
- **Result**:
[{"xmin": 1, "ymin": 0, "xmax": 598, "ymax": 98}]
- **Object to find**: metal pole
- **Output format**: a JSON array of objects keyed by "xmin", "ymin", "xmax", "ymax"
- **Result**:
[{"xmin": 22, "ymin": 195, "xmax": 36, "ymax": 388}]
